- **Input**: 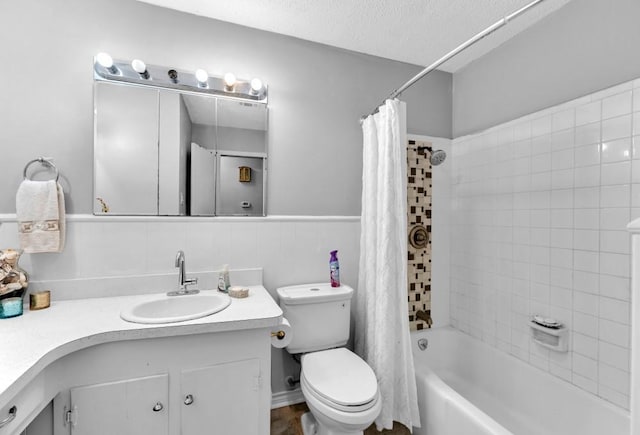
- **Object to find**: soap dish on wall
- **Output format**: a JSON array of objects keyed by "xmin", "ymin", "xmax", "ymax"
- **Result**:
[{"xmin": 530, "ymin": 318, "xmax": 568, "ymax": 352}]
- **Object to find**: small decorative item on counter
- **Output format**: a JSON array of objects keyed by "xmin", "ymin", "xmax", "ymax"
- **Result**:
[
  {"xmin": 0, "ymin": 249, "xmax": 29, "ymax": 319},
  {"xmin": 228, "ymin": 286, "xmax": 249, "ymax": 299},
  {"xmin": 30, "ymin": 290, "xmax": 51, "ymax": 310},
  {"xmin": 217, "ymin": 264, "xmax": 230, "ymax": 293}
]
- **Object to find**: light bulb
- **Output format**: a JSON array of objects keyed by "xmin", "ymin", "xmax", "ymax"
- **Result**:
[
  {"xmin": 224, "ymin": 72, "xmax": 236, "ymax": 89},
  {"xmin": 250, "ymin": 78, "xmax": 263, "ymax": 94},
  {"xmin": 96, "ymin": 52, "xmax": 118, "ymax": 74},
  {"xmin": 131, "ymin": 59, "xmax": 149, "ymax": 79},
  {"xmin": 96, "ymin": 52, "xmax": 113, "ymax": 68},
  {"xmin": 195, "ymin": 69, "xmax": 209, "ymax": 87}
]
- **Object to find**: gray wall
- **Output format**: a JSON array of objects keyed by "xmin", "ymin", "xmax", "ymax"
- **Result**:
[
  {"xmin": 453, "ymin": 0, "xmax": 640, "ymax": 137},
  {"xmin": 1, "ymin": 0, "xmax": 452, "ymax": 215}
]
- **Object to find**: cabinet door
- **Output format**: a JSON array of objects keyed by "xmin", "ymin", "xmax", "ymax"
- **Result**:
[
  {"xmin": 70, "ymin": 374, "xmax": 168, "ymax": 435},
  {"xmin": 94, "ymin": 82, "xmax": 160, "ymax": 215},
  {"xmin": 181, "ymin": 359, "xmax": 261, "ymax": 435}
]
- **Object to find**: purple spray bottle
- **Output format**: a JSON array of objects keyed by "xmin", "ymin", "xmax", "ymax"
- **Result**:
[{"xmin": 329, "ymin": 250, "xmax": 340, "ymax": 287}]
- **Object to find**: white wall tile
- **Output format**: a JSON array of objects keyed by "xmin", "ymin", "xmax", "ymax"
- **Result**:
[
  {"xmin": 574, "ymin": 291, "xmax": 599, "ymax": 316},
  {"xmin": 599, "ymin": 341, "xmax": 630, "ymax": 372},
  {"xmin": 601, "ymin": 161, "xmax": 630, "ymax": 186},
  {"xmin": 574, "ymin": 208, "xmax": 599, "ymax": 229},
  {"xmin": 573, "ymin": 332, "xmax": 598, "ymax": 359},
  {"xmin": 574, "ymin": 187, "xmax": 600, "ymax": 208},
  {"xmin": 600, "ymin": 208, "xmax": 631, "ymax": 231},
  {"xmin": 573, "ymin": 270, "xmax": 599, "ymax": 294},
  {"xmin": 601, "ymin": 138, "xmax": 631, "ymax": 163},
  {"xmin": 600, "ymin": 184, "xmax": 630, "ymax": 208},
  {"xmin": 599, "ymin": 363, "xmax": 630, "ymax": 395},
  {"xmin": 574, "ymin": 144, "xmax": 600, "ymax": 167},
  {"xmin": 599, "ymin": 297, "xmax": 630, "ymax": 325},
  {"xmin": 599, "ymin": 318, "xmax": 630, "ymax": 347},
  {"xmin": 574, "ymin": 165, "xmax": 600, "ymax": 188},
  {"xmin": 602, "ymin": 91, "xmax": 632, "ymax": 120},
  {"xmin": 576, "ymin": 102, "xmax": 602, "ymax": 127},
  {"xmin": 573, "ymin": 250, "xmax": 599, "ymax": 272},
  {"xmin": 602, "ymin": 115, "xmax": 632, "ymax": 142},
  {"xmin": 574, "ymin": 312, "xmax": 598, "ymax": 338},
  {"xmin": 573, "ymin": 353, "xmax": 598, "ymax": 381},
  {"xmin": 575, "ymin": 122, "xmax": 601, "ymax": 147},
  {"xmin": 573, "ymin": 229, "xmax": 599, "ymax": 252},
  {"xmin": 552, "ymin": 109, "xmax": 575, "ymax": 132},
  {"xmin": 600, "ymin": 231, "xmax": 630, "ymax": 255},
  {"xmin": 599, "ymin": 275, "xmax": 630, "ymax": 301},
  {"xmin": 599, "ymin": 252, "xmax": 630, "ymax": 278},
  {"xmin": 551, "ymin": 129, "xmax": 575, "ymax": 150}
]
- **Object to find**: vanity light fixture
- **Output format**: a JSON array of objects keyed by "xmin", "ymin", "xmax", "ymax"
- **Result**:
[
  {"xmin": 195, "ymin": 69, "xmax": 209, "ymax": 87},
  {"xmin": 131, "ymin": 59, "xmax": 150, "ymax": 79},
  {"xmin": 96, "ymin": 52, "xmax": 118, "ymax": 75},
  {"xmin": 250, "ymin": 78, "xmax": 264, "ymax": 95},
  {"xmin": 93, "ymin": 56, "xmax": 267, "ymax": 102},
  {"xmin": 224, "ymin": 73, "xmax": 236, "ymax": 91}
]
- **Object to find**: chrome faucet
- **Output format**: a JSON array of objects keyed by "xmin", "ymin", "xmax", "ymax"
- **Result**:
[{"xmin": 168, "ymin": 250, "xmax": 199, "ymax": 296}]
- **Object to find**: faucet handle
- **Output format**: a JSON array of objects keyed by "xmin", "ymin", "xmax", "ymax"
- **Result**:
[
  {"xmin": 183, "ymin": 277, "xmax": 199, "ymax": 292},
  {"xmin": 184, "ymin": 277, "xmax": 198, "ymax": 286}
]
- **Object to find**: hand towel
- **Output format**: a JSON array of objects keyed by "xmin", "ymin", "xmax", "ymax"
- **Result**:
[{"xmin": 16, "ymin": 180, "xmax": 66, "ymax": 253}]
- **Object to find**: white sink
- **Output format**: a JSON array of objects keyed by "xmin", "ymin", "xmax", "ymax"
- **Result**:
[{"xmin": 120, "ymin": 292, "xmax": 231, "ymax": 324}]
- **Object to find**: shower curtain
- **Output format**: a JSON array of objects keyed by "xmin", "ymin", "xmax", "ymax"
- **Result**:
[{"xmin": 355, "ymin": 99, "xmax": 420, "ymax": 431}]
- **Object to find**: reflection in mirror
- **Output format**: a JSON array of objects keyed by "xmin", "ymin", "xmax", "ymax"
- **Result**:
[{"xmin": 94, "ymin": 81, "xmax": 267, "ymax": 216}]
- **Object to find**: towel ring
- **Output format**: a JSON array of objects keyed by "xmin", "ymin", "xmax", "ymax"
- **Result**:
[{"xmin": 23, "ymin": 157, "xmax": 59, "ymax": 182}]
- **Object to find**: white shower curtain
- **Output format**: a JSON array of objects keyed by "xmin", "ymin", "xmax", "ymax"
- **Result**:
[{"xmin": 355, "ymin": 99, "xmax": 420, "ymax": 431}]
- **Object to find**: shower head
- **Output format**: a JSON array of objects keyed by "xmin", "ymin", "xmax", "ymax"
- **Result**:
[{"xmin": 430, "ymin": 149, "xmax": 447, "ymax": 166}]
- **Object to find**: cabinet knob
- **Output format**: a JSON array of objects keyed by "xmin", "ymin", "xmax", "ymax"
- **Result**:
[
  {"xmin": 0, "ymin": 406, "xmax": 17, "ymax": 428},
  {"xmin": 184, "ymin": 394, "xmax": 194, "ymax": 406},
  {"xmin": 152, "ymin": 402, "xmax": 164, "ymax": 412}
]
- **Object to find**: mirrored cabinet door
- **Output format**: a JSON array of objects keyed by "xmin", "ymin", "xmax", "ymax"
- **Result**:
[{"xmin": 94, "ymin": 82, "xmax": 160, "ymax": 215}]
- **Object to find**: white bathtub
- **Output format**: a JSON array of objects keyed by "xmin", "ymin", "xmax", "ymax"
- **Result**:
[{"xmin": 411, "ymin": 327, "xmax": 630, "ymax": 435}]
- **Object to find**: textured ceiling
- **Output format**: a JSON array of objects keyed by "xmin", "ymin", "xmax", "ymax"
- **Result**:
[{"xmin": 135, "ymin": 0, "xmax": 571, "ymax": 72}]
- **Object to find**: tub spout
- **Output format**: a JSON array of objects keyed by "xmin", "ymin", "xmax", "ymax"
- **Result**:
[{"xmin": 416, "ymin": 310, "xmax": 433, "ymax": 327}]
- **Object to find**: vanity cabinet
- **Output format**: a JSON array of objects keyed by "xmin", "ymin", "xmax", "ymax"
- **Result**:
[
  {"xmin": 66, "ymin": 359, "xmax": 262, "ymax": 435},
  {"xmin": 49, "ymin": 329, "xmax": 271, "ymax": 435},
  {"xmin": 69, "ymin": 375, "xmax": 168, "ymax": 435}
]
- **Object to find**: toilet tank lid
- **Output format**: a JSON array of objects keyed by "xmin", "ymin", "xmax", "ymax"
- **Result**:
[{"xmin": 277, "ymin": 283, "xmax": 353, "ymax": 305}]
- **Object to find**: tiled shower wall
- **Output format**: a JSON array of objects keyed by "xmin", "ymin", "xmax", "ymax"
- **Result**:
[
  {"xmin": 451, "ymin": 79, "xmax": 640, "ymax": 409},
  {"xmin": 407, "ymin": 140, "xmax": 433, "ymax": 330}
]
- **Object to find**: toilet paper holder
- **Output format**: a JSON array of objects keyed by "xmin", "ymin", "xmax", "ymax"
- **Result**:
[{"xmin": 271, "ymin": 330, "xmax": 286, "ymax": 340}]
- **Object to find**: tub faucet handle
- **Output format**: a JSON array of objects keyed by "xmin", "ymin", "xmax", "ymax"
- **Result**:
[{"xmin": 416, "ymin": 310, "xmax": 433, "ymax": 327}]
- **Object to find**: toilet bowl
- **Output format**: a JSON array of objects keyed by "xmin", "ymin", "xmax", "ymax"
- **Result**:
[
  {"xmin": 276, "ymin": 284, "xmax": 381, "ymax": 435},
  {"xmin": 299, "ymin": 348, "xmax": 381, "ymax": 435}
]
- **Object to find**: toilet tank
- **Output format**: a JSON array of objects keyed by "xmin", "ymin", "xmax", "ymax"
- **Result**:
[{"xmin": 277, "ymin": 283, "xmax": 353, "ymax": 354}]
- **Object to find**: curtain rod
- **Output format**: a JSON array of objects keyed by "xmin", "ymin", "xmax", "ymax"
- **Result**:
[{"xmin": 360, "ymin": 0, "xmax": 547, "ymax": 122}]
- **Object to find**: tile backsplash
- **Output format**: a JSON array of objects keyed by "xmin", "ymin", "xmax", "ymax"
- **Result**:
[{"xmin": 450, "ymin": 79, "xmax": 640, "ymax": 409}]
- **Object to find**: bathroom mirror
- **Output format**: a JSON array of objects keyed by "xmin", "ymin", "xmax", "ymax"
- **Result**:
[{"xmin": 94, "ymin": 81, "xmax": 267, "ymax": 216}]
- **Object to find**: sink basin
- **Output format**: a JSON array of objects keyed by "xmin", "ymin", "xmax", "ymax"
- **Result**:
[{"xmin": 120, "ymin": 292, "xmax": 231, "ymax": 324}]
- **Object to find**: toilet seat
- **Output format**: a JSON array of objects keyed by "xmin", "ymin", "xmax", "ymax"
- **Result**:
[{"xmin": 301, "ymin": 348, "xmax": 378, "ymax": 413}]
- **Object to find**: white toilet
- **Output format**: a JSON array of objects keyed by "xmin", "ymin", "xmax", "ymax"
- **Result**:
[{"xmin": 277, "ymin": 283, "xmax": 381, "ymax": 435}]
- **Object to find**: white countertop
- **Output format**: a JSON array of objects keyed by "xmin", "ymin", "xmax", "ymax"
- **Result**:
[{"xmin": 0, "ymin": 286, "xmax": 282, "ymax": 407}]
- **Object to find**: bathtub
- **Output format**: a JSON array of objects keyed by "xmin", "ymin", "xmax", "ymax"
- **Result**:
[{"xmin": 411, "ymin": 327, "xmax": 630, "ymax": 435}]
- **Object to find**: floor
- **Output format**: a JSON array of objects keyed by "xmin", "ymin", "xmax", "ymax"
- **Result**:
[{"xmin": 270, "ymin": 403, "xmax": 411, "ymax": 435}]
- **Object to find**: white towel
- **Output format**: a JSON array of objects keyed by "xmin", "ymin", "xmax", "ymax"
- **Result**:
[{"xmin": 16, "ymin": 180, "xmax": 66, "ymax": 253}]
